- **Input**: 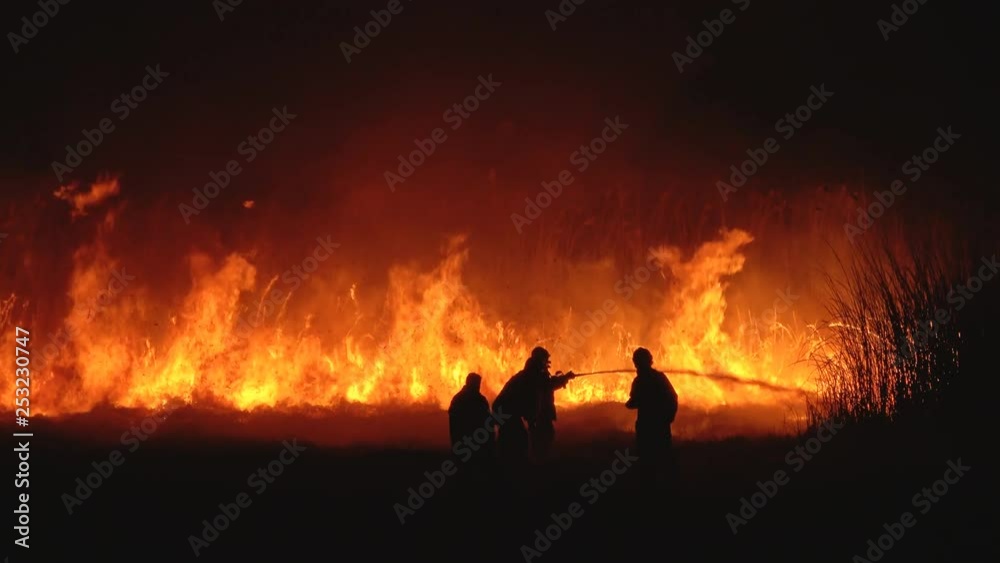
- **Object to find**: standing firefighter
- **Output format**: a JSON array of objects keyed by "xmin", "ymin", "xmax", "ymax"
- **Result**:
[
  {"xmin": 448, "ymin": 373, "xmax": 494, "ymax": 451},
  {"xmin": 494, "ymin": 346, "xmax": 576, "ymax": 463},
  {"xmin": 523, "ymin": 347, "xmax": 576, "ymax": 461},
  {"xmin": 625, "ymin": 347, "xmax": 678, "ymax": 490},
  {"xmin": 493, "ymin": 366, "xmax": 533, "ymax": 465}
]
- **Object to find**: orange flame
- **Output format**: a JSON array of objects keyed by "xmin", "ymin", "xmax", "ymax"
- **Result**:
[
  {"xmin": 52, "ymin": 177, "xmax": 121, "ymax": 218},
  {"xmin": 24, "ymin": 216, "xmax": 817, "ymax": 418}
]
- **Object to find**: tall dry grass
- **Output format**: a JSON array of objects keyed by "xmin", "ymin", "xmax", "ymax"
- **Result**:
[{"xmin": 808, "ymin": 236, "xmax": 963, "ymax": 425}]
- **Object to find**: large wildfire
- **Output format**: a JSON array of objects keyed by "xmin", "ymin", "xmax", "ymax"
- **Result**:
[{"xmin": 3, "ymin": 174, "xmax": 869, "ymax": 440}]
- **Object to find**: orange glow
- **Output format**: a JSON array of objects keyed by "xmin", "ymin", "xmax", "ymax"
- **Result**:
[
  {"xmin": 52, "ymin": 177, "xmax": 121, "ymax": 218},
  {"xmin": 18, "ymin": 210, "xmax": 821, "ymax": 419}
]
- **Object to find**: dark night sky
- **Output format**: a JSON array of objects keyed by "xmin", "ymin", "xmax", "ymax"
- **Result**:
[{"xmin": 0, "ymin": 0, "xmax": 994, "ymax": 235}]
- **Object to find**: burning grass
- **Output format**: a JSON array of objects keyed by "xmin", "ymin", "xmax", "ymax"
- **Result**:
[{"xmin": 3, "ymin": 175, "xmax": 973, "ymax": 438}]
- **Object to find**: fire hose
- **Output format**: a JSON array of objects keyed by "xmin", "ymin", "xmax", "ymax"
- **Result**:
[{"xmin": 565, "ymin": 368, "xmax": 807, "ymax": 394}]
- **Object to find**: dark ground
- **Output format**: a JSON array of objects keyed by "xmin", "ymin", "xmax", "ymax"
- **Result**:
[{"xmin": 11, "ymin": 415, "xmax": 995, "ymax": 563}]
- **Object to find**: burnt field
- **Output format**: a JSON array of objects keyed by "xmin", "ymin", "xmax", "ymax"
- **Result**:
[{"xmin": 12, "ymin": 410, "xmax": 993, "ymax": 563}]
